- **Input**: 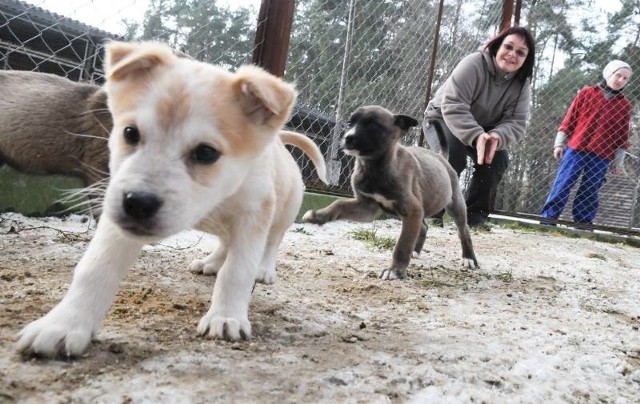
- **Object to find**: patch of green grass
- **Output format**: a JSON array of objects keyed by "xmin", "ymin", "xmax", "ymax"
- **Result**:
[
  {"xmin": 0, "ymin": 167, "xmax": 85, "ymax": 215},
  {"xmin": 421, "ymin": 279, "xmax": 456, "ymax": 288},
  {"xmin": 415, "ymin": 265, "xmax": 513, "ymax": 290},
  {"xmin": 349, "ymin": 227, "xmax": 396, "ymax": 250},
  {"xmin": 416, "ymin": 265, "xmax": 477, "ymax": 289},
  {"xmin": 493, "ymin": 271, "xmax": 513, "ymax": 282},
  {"xmin": 495, "ymin": 217, "xmax": 640, "ymax": 248},
  {"xmin": 500, "ymin": 221, "xmax": 523, "ymax": 230},
  {"xmin": 502, "ymin": 221, "xmax": 537, "ymax": 232},
  {"xmin": 502, "ymin": 221, "xmax": 568, "ymax": 238},
  {"xmin": 291, "ymin": 226, "xmax": 311, "ymax": 235},
  {"xmin": 586, "ymin": 252, "xmax": 607, "ymax": 261}
]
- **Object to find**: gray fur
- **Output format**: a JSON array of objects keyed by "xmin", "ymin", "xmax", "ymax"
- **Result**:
[
  {"xmin": 0, "ymin": 70, "xmax": 111, "ymax": 186},
  {"xmin": 303, "ymin": 105, "xmax": 478, "ymax": 279}
]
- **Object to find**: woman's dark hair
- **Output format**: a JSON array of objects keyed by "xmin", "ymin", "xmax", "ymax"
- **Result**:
[{"xmin": 484, "ymin": 26, "xmax": 536, "ymax": 84}]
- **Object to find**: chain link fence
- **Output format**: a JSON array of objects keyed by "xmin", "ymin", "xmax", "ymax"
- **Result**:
[{"xmin": 1, "ymin": 0, "xmax": 639, "ymax": 233}]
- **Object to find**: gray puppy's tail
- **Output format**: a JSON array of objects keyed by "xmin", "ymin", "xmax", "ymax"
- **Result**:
[{"xmin": 422, "ymin": 119, "xmax": 449, "ymax": 160}]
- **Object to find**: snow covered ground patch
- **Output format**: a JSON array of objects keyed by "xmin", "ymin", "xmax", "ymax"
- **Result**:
[{"xmin": 1, "ymin": 212, "xmax": 639, "ymax": 402}]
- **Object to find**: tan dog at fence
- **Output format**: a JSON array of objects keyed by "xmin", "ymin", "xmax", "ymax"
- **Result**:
[
  {"xmin": 17, "ymin": 40, "xmax": 327, "ymax": 358},
  {"xmin": 0, "ymin": 70, "xmax": 112, "ymax": 204}
]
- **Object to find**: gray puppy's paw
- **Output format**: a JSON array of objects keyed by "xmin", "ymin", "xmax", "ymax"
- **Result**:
[
  {"xmin": 380, "ymin": 267, "xmax": 407, "ymax": 280},
  {"xmin": 301, "ymin": 210, "xmax": 323, "ymax": 224},
  {"xmin": 461, "ymin": 257, "xmax": 478, "ymax": 269}
]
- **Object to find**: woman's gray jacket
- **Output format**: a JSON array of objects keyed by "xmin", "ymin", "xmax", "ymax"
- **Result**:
[{"xmin": 424, "ymin": 50, "xmax": 531, "ymax": 150}]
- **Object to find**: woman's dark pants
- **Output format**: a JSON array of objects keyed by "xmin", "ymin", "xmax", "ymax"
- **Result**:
[{"xmin": 425, "ymin": 119, "xmax": 509, "ymax": 225}]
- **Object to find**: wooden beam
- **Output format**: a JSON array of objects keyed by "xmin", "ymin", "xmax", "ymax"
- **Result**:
[
  {"xmin": 500, "ymin": 0, "xmax": 514, "ymax": 31},
  {"xmin": 252, "ymin": 0, "xmax": 295, "ymax": 77}
]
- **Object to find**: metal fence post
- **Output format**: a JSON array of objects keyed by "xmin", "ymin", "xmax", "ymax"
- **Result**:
[
  {"xmin": 418, "ymin": 0, "xmax": 444, "ymax": 147},
  {"xmin": 327, "ymin": 0, "xmax": 356, "ymax": 185}
]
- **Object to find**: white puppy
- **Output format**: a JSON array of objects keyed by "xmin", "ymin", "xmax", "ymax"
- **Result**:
[{"xmin": 17, "ymin": 41, "xmax": 327, "ymax": 358}]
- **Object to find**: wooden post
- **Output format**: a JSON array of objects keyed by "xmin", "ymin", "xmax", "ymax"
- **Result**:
[
  {"xmin": 252, "ymin": 0, "xmax": 296, "ymax": 77},
  {"xmin": 500, "ymin": 0, "xmax": 514, "ymax": 31}
]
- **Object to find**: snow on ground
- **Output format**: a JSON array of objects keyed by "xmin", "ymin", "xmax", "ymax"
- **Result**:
[{"xmin": 1, "ymin": 212, "xmax": 639, "ymax": 403}]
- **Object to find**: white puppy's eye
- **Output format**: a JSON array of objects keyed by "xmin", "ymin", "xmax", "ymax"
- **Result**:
[
  {"xmin": 191, "ymin": 144, "xmax": 221, "ymax": 164},
  {"xmin": 123, "ymin": 126, "xmax": 140, "ymax": 145}
]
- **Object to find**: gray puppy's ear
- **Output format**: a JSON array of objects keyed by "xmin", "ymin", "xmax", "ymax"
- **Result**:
[{"xmin": 394, "ymin": 115, "xmax": 419, "ymax": 131}]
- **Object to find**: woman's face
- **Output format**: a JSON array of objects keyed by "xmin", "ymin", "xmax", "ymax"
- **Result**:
[
  {"xmin": 495, "ymin": 34, "xmax": 528, "ymax": 74},
  {"xmin": 606, "ymin": 68, "xmax": 631, "ymax": 91}
]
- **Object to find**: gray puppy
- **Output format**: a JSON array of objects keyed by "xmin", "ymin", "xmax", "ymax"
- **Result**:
[
  {"xmin": 303, "ymin": 105, "xmax": 478, "ymax": 279},
  {"xmin": 0, "ymin": 71, "xmax": 112, "ymax": 200}
]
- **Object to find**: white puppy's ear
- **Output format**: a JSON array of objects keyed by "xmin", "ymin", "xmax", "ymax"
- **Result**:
[
  {"xmin": 105, "ymin": 41, "xmax": 176, "ymax": 82},
  {"xmin": 233, "ymin": 65, "xmax": 297, "ymax": 129}
]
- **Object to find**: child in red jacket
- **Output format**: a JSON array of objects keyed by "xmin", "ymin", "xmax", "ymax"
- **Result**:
[{"xmin": 540, "ymin": 60, "xmax": 632, "ymax": 228}]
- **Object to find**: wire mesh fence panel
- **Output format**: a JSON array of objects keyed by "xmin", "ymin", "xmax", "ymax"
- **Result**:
[
  {"xmin": 284, "ymin": 0, "xmax": 504, "ymax": 195},
  {"xmin": 1, "ymin": 0, "xmax": 639, "ymax": 233},
  {"xmin": 508, "ymin": 0, "xmax": 640, "ymax": 232},
  {"xmin": 0, "ymin": 0, "xmax": 113, "ymax": 81},
  {"xmin": 0, "ymin": 0, "xmax": 260, "ymax": 80}
]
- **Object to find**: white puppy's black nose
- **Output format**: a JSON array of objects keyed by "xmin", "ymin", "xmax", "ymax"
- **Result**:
[{"xmin": 122, "ymin": 192, "xmax": 163, "ymax": 220}]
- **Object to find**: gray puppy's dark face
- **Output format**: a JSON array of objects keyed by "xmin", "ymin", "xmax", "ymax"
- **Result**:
[{"xmin": 341, "ymin": 105, "xmax": 418, "ymax": 158}]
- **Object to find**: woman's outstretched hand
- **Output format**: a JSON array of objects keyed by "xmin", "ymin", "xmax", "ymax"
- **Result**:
[{"xmin": 476, "ymin": 133, "xmax": 501, "ymax": 165}]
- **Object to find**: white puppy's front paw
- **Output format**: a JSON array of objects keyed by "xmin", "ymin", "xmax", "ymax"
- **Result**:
[
  {"xmin": 188, "ymin": 258, "xmax": 220, "ymax": 275},
  {"xmin": 188, "ymin": 249, "xmax": 227, "ymax": 276},
  {"xmin": 197, "ymin": 312, "xmax": 251, "ymax": 341},
  {"xmin": 17, "ymin": 307, "xmax": 95, "ymax": 358},
  {"xmin": 255, "ymin": 266, "xmax": 276, "ymax": 284}
]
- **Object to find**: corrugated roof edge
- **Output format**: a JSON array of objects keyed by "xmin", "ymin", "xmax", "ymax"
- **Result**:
[{"xmin": 0, "ymin": 0, "xmax": 121, "ymax": 40}]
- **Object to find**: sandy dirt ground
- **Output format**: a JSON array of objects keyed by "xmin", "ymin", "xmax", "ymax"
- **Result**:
[{"xmin": 1, "ymin": 212, "xmax": 639, "ymax": 403}]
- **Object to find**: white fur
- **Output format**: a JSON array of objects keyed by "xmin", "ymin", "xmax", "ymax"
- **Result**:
[
  {"xmin": 16, "ymin": 41, "xmax": 326, "ymax": 357},
  {"xmin": 17, "ymin": 219, "xmax": 144, "ymax": 356},
  {"xmin": 359, "ymin": 191, "xmax": 395, "ymax": 211}
]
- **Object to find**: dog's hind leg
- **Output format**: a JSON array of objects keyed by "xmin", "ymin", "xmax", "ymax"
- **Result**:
[
  {"xmin": 445, "ymin": 193, "xmax": 479, "ymax": 268},
  {"xmin": 189, "ymin": 241, "xmax": 227, "ymax": 276},
  {"xmin": 256, "ymin": 215, "xmax": 292, "ymax": 285},
  {"xmin": 454, "ymin": 220, "xmax": 478, "ymax": 268},
  {"xmin": 256, "ymin": 232, "xmax": 284, "ymax": 285},
  {"xmin": 412, "ymin": 219, "xmax": 428, "ymax": 258},
  {"xmin": 256, "ymin": 183, "xmax": 304, "ymax": 285}
]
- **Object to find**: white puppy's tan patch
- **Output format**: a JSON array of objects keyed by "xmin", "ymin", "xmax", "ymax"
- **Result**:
[{"xmin": 17, "ymin": 41, "xmax": 327, "ymax": 358}]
